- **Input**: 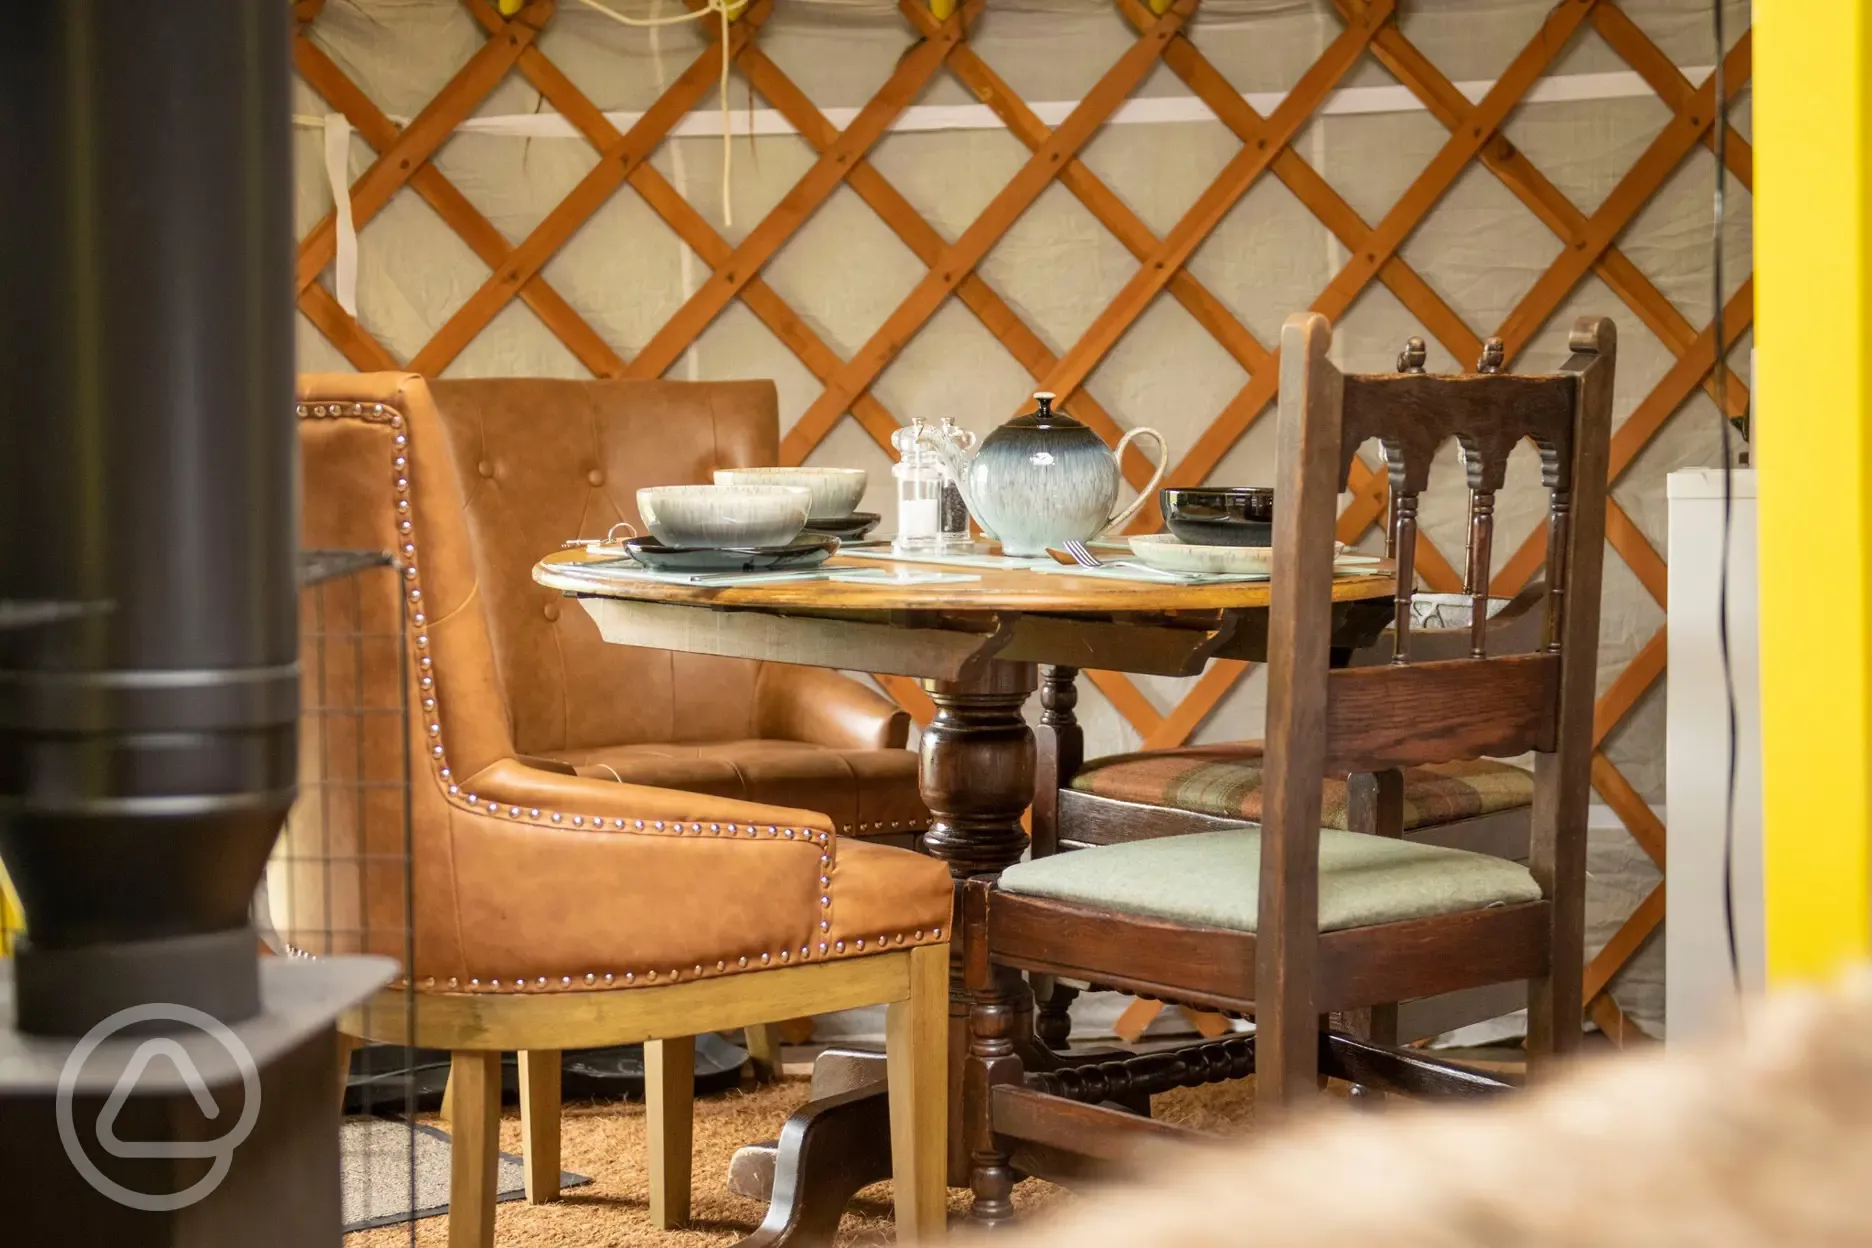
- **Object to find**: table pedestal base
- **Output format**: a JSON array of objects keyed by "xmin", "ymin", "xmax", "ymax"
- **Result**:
[{"xmin": 726, "ymin": 1035, "xmax": 1139, "ymax": 1246}]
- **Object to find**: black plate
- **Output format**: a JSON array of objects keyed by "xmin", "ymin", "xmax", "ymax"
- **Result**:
[
  {"xmin": 1161, "ymin": 486, "xmax": 1274, "ymax": 547},
  {"xmin": 624, "ymin": 534, "xmax": 838, "ymax": 573},
  {"xmin": 802, "ymin": 511, "xmax": 882, "ymax": 541}
]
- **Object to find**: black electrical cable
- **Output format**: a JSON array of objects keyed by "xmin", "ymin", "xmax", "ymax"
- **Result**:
[{"xmin": 1710, "ymin": 0, "xmax": 1742, "ymax": 988}]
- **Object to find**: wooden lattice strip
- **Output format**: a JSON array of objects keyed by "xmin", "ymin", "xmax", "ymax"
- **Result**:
[
  {"xmin": 1492, "ymin": 284, "xmax": 1754, "ymax": 597},
  {"xmin": 1141, "ymin": 659, "xmax": 1251, "ymax": 750},
  {"xmin": 1028, "ymin": 2, "xmax": 1395, "ymax": 422},
  {"xmin": 1063, "ymin": 0, "xmax": 1404, "ymax": 748},
  {"xmin": 1593, "ymin": 627, "xmax": 1667, "ymax": 750},
  {"xmin": 893, "ymin": 52, "xmax": 1258, "ymax": 485},
  {"xmin": 296, "ymin": 0, "xmax": 553, "ymax": 293},
  {"xmin": 1589, "ymin": 993, "xmax": 1652, "ymax": 1047},
  {"xmin": 1345, "ymin": 4, "xmax": 1750, "ymax": 420},
  {"xmin": 301, "ymin": 282, "xmax": 400, "ymax": 371},
  {"xmin": 1116, "ymin": 0, "xmax": 1491, "ymax": 605},
  {"xmin": 1494, "ymin": 33, "xmax": 1752, "ymax": 355},
  {"xmin": 780, "ymin": 0, "xmax": 1199, "ymax": 464},
  {"xmin": 1087, "ymin": 670, "xmax": 1165, "ymax": 741},
  {"xmin": 900, "ymin": 1, "xmax": 1271, "ymax": 377},
  {"xmin": 1589, "ymin": 3, "xmax": 1753, "ymax": 192},
  {"xmin": 1118, "ymin": 0, "xmax": 1498, "ymax": 592},
  {"xmin": 1592, "ymin": 752, "xmax": 1665, "ymax": 867},
  {"xmin": 1606, "ymin": 503, "xmax": 1668, "ymax": 607},
  {"xmin": 727, "ymin": 40, "xmax": 1143, "ymax": 468},
  {"xmin": 1579, "ymin": 626, "xmax": 1668, "ymax": 893},
  {"xmin": 1583, "ymin": 882, "xmax": 1664, "ymax": 1004},
  {"xmin": 627, "ymin": 161, "xmax": 909, "ymax": 453},
  {"xmin": 293, "ymin": 34, "xmax": 623, "ymax": 378},
  {"xmin": 408, "ymin": 0, "xmax": 777, "ymax": 375},
  {"xmin": 1334, "ymin": 33, "xmax": 1754, "ymax": 559},
  {"xmin": 456, "ymin": 0, "xmax": 910, "ymax": 455},
  {"xmin": 1116, "ymin": 0, "xmax": 1483, "ymax": 370},
  {"xmin": 1607, "ymin": 283, "xmax": 1756, "ymax": 483},
  {"xmin": 1169, "ymin": 0, "xmax": 1598, "ymax": 514},
  {"xmin": 624, "ymin": 11, "xmax": 972, "ymax": 381}
]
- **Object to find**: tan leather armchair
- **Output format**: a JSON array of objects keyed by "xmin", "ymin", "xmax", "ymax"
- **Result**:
[
  {"xmin": 420, "ymin": 374, "xmax": 925, "ymax": 840},
  {"xmin": 278, "ymin": 375, "xmax": 952, "ymax": 1247}
]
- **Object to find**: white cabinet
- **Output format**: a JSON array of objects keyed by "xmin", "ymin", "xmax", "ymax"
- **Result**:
[{"xmin": 1665, "ymin": 468, "xmax": 1763, "ymax": 1039}]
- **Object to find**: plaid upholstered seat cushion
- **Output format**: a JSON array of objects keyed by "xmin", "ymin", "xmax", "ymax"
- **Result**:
[
  {"xmin": 1070, "ymin": 742, "xmax": 1533, "ymax": 830},
  {"xmin": 999, "ymin": 827, "xmax": 1542, "ymax": 934}
]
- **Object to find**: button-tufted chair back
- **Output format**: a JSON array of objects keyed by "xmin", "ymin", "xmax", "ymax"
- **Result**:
[
  {"xmin": 425, "ymin": 377, "xmax": 781, "ymax": 756},
  {"xmin": 282, "ymin": 376, "xmax": 502, "ymax": 971},
  {"xmin": 282, "ymin": 375, "xmax": 789, "ymax": 972},
  {"xmin": 277, "ymin": 373, "xmax": 929, "ymax": 986}
]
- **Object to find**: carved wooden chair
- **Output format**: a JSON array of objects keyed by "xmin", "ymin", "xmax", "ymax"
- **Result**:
[
  {"xmin": 961, "ymin": 311, "xmax": 1615, "ymax": 1223},
  {"xmin": 1030, "ymin": 579, "xmax": 1552, "ymax": 1050}
]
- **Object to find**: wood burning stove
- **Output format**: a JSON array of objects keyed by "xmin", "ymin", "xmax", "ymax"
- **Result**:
[{"xmin": 0, "ymin": 0, "xmax": 299, "ymax": 1037}]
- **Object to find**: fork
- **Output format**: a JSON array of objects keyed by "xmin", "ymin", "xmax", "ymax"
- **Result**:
[{"xmin": 1061, "ymin": 538, "xmax": 1103, "ymax": 568}]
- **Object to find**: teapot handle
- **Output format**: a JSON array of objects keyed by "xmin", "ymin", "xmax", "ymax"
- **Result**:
[{"xmin": 1100, "ymin": 427, "xmax": 1168, "ymax": 535}]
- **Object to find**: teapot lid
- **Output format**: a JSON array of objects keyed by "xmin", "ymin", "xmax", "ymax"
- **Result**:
[{"xmin": 1006, "ymin": 391, "xmax": 1086, "ymax": 431}]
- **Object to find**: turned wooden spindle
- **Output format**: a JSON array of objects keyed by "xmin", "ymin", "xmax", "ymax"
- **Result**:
[
  {"xmin": 1396, "ymin": 336, "xmax": 1427, "ymax": 374},
  {"xmin": 1543, "ymin": 489, "xmax": 1572, "ymax": 654},
  {"xmin": 1032, "ymin": 665, "xmax": 1081, "ymax": 860},
  {"xmin": 1025, "ymin": 1034, "xmax": 1257, "ymax": 1103},
  {"xmin": 965, "ymin": 888, "xmax": 1021, "ymax": 1228},
  {"xmin": 1390, "ymin": 491, "xmax": 1419, "ymax": 664},
  {"xmin": 1477, "ymin": 336, "xmax": 1505, "ymax": 374},
  {"xmin": 1032, "ymin": 665, "xmax": 1082, "ymax": 1050},
  {"xmin": 1466, "ymin": 490, "xmax": 1495, "ymax": 659}
]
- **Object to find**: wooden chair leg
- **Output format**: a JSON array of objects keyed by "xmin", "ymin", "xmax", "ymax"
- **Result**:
[
  {"xmin": 1527, "ymin": 967, "xmax": 1584, "ymax": 1074},
  {"xmin": 1256, "ymin": 977, "xmax": 1321, "ymax": 1114},
  {"xmin": 964, "ymin": 883, "xmax": 1023, "ymax": 1229},
  {"xmin": 517, "ymin": 1049, "xmax": 562, "ymax": 1204},
  {"xmin": 1032, "ymin": 976, "xmax": 1078, "ymax": 1050},
  {"xmin": 335, "ymin": 1030, "xmax": 361, "ymax": 1113},
  {"xmin": 744, "ymin": 1023, "xmax": 781, "ymax": 1082},
  {"xmin": 646, "ymin": 1036, "xmax": 695, "ymax": 1229},
  {"xmin": 887, "ymin": 944, "xmax": 950, "ymax": 1244},
  {"xmin": 439, "ymin": 1064, "xmax": 456, "ymax": 1132},
  {"xmin": 447, "ymin": 1051, "xmax": 501, "ymax": 1248}
]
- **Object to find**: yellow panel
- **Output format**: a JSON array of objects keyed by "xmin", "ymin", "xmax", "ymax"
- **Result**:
[
  {"xmin": 1756, "ymin": 2, "xmax": 1872, "ymax": 979},
  {"xmin": 0, "ymin": 864, "xmax": 21, "ymax": 956}
]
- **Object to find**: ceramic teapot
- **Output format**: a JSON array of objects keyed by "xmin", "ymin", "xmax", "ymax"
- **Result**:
[{"xmin": 933, "ymin": 392, "xmax": 1167, "ymax": 557}]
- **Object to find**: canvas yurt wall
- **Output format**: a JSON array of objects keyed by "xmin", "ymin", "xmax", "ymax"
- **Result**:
[{"xmin": 291, "ymin": 0, "xmax": 1754, "ymax": 1037}]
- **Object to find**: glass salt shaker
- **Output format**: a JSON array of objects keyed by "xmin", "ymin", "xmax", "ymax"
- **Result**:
[
  {"xmin": 891, "ymin": 419, "xmax": 944, "ymax": 554},
  {"xmin": 935, "ymin": 416, "xmax": 978, "ymax": 549}
]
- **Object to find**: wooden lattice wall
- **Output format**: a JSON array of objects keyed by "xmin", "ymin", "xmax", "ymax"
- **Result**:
[{"xmin": 292, "ymin": 0, "xmax": 1753, "ymax": 1040}]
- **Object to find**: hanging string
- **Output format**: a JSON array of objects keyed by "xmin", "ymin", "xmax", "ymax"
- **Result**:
[{"xmin": 572, "ymin": 0, "xmax": 751, "ymax": 228}]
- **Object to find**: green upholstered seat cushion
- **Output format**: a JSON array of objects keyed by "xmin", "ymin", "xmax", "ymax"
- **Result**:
[
  {"xmin": 1069, "ymin": 743, "xmax": 1533, "ymax": 830},
  {"xmin": 998, "ymin": 828, "xmax": 1542, "ymax": 934}
]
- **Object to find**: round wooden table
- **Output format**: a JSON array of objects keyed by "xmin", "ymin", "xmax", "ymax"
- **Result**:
[
  {"xmin": 536, "ymin": 546, "xmax": 1393, "ymax": 876},
  {"xmin": 533, "ymin": 547, "xmax": 1395, "ymax": 1242}
]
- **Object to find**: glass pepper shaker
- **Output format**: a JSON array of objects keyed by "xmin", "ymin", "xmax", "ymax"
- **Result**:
[
  {"xmin": 891, "ymin": 418, "xmax": 944, "ymax": 554},
  {"xmin": 935, "ymin": 416, "xmax": 977, "ymax": 549}
]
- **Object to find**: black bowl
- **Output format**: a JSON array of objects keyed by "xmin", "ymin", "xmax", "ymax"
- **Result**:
[
  {"xmin": 802, "ymin": 511, "xmax": 882, "ymax": 541},
  {"xmin": 1161, "ymin": 487, "xmax": 1275, "ymax": 547}
]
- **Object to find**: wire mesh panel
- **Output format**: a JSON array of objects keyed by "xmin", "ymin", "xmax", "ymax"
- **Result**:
[{"xmin": 264, "ymin": 548, "xmax": 419, "ymax": 1240}]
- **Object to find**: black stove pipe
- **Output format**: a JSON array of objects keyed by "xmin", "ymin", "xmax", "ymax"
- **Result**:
[{"xmin": 0, "ymin": 1, "xmax": 297, "ymax": 1035}]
